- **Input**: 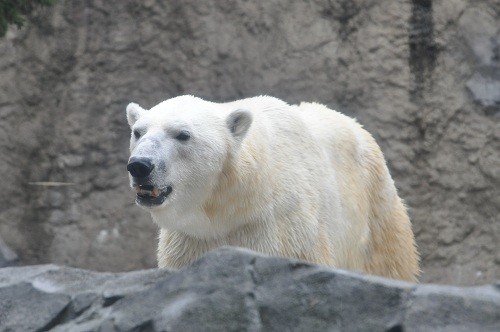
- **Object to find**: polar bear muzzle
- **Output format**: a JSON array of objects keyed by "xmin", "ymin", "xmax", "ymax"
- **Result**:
[
  {"xmin": 128, "ymin": 157, "xmax": 173, "ymax": 206},
  {"xmin": 134, "ymin": 184, "xmax": 173, "ymax": 207}
]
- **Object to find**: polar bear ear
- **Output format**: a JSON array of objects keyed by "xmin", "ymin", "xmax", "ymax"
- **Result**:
[
  {"xmin": 126, "ymin": 103, "xmax": 146, "ymax": 127},
  {"xmin": 226, "ymin": 109, "xmax": 253, "ymax": 139}
]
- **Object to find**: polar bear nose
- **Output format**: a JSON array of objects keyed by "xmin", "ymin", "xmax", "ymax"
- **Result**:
[{"xmin": 127, "ymin": 157, "xmax": 155, "ymax": 178}]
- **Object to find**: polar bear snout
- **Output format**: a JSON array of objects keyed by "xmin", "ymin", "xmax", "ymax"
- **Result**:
[
  {"xmin": 127, "ymin": 157, "xmax": 155, "ymax": 178},
  {"xmin": 127, "ymin": 155, "xmax": 174, "ymax": 207}
]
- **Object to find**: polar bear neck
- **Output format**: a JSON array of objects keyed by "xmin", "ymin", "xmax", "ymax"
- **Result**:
[
  {"xmin": 202, "ymin": 134, "xmax": 273, "ymax": 232},
  {"xmin": 152, "ymin": 135, "xmax": 272, "ymax": 240}
]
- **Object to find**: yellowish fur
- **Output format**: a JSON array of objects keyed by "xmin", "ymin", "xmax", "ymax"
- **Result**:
[{"xmin": 153, "ymin": 97, "xmax": 419, "ymax": 282}]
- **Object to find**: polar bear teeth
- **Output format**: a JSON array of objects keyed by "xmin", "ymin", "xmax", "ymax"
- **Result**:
[{"xmin": 136, "ymin": 185, "xmax": 160, "ymax": 198}]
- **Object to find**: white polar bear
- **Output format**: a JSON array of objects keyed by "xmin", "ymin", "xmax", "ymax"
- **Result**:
[{"xmin": 126, "ymin": 95, "xmax": 419, "ymax": 282}]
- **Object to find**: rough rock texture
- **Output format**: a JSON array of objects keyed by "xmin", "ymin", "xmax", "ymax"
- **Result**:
[
  {"xmin": 0, "ymin": 1, "xmax": 498, "ymax": 284},
  {"xmin": 0, "ymin": 235, "xmax": 18, "ymax": 268},
  {"xmin": 0, "ymin": 248, "xmax": 499, "ymax": 332}
]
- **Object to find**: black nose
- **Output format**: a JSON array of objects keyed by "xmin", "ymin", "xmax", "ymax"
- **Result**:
[{"xmin": 127, "ymin": 157, "xmax": 154, "ymax": 178}]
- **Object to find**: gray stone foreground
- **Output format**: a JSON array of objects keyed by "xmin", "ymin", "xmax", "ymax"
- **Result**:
[{"xmin": 0, "ymin": 247, "xmax": 498, "ymax": 332}]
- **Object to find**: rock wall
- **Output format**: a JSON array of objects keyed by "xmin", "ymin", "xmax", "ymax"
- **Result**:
[
  {"xmin": 0, "ymin": 0, "xmax": 498, "ymax": 284},
  {"xmin": 1, "ymin": 248, "xmax": 499, "ymax": 332}
]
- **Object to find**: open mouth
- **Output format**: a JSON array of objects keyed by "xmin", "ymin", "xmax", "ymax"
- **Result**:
[{"xmin": 134, "ymin": 184, "xmax": 173, "ymax": 206}]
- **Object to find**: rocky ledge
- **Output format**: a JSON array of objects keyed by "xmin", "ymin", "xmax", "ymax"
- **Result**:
[{"xmin": 0, "ymin": 247, "xmax": 498, "ymax": 332}]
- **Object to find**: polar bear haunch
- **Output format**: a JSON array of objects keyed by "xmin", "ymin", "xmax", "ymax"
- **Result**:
[{"xmin": 126, "ymin": 95, "xmax": 420, "ymax": 282}]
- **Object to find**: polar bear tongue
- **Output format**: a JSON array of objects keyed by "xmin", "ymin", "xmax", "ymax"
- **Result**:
[{"xmin": 136, "ymin": 185, "xmax": 160, "ymax": 198}]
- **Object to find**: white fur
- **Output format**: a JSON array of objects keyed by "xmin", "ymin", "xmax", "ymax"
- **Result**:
[{"xmin": 126, "ymin": 95, "xmax": 420, "ymax": 281}]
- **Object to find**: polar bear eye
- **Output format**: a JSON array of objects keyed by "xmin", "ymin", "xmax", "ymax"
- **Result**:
[
  {"xmin": 133, "ymin": 130, "xmax": 141, "ymax": 139},
  {"xmin": 175, "ymin": 130, "xmax": 191, "ymax": 141}
]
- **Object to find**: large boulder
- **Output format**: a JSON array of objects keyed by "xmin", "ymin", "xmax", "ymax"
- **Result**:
[{"xmin": 0, "ymin": 248, "xmax": 498, "ymax": 332}]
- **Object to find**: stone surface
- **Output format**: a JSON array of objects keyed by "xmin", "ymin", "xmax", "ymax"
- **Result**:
[
  {"xmin": 0, "ymin": 0, "xmax": 498, "ymax": 285},
  {"xmin": 0, "ymin": 235, "xmax": 18, "ymax": 268},
  {"xmin": 0, "ymin": 248, "xmax": 499, "ymax": 332}
]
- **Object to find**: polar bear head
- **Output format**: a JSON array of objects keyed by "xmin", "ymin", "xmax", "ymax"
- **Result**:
[{"xmin": 126, "ymin": 96, "xmax": 253, "ymax": 231}]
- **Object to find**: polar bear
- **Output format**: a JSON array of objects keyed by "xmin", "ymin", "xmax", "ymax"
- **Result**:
[{"xmin": 126, "ymin": 95, "xmax": 419, "ymax": 282}]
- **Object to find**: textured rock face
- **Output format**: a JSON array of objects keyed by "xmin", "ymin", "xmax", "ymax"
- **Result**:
[
  {"xmin": 0, "ymin": 235, "xmax": 18, "ymax": 268},
  {"xmin": 0, "ymin": 248, "xmax": 499, "ymax": 332},
  {"xmin": 0, "ymin": 1, "xmax": 498, "ymax": 284}
]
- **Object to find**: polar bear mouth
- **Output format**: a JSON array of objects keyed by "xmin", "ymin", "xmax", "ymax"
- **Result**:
[{"xmin": 135, "ymin": 185, "xmax": 173, "ymax": 206}]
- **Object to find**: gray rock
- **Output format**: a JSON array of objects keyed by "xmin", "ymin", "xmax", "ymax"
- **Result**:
[
  {"xmin": 0, "ymin": 248, "xmax": 498, "ymax": 332},
  {"xmin": 460, "ymin": 6, "xmax": 500, "ymax": 109},
  {"xmin": 466, "ymin": 69, "xmax": 500, "ymax": 108},
  {"xmin": 0, "ymin": 234, "xmax": 18, "ymax": 268},
  {"xmin": 0, "ymin": 282, "xmax": 71, "ymax": 331}
]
